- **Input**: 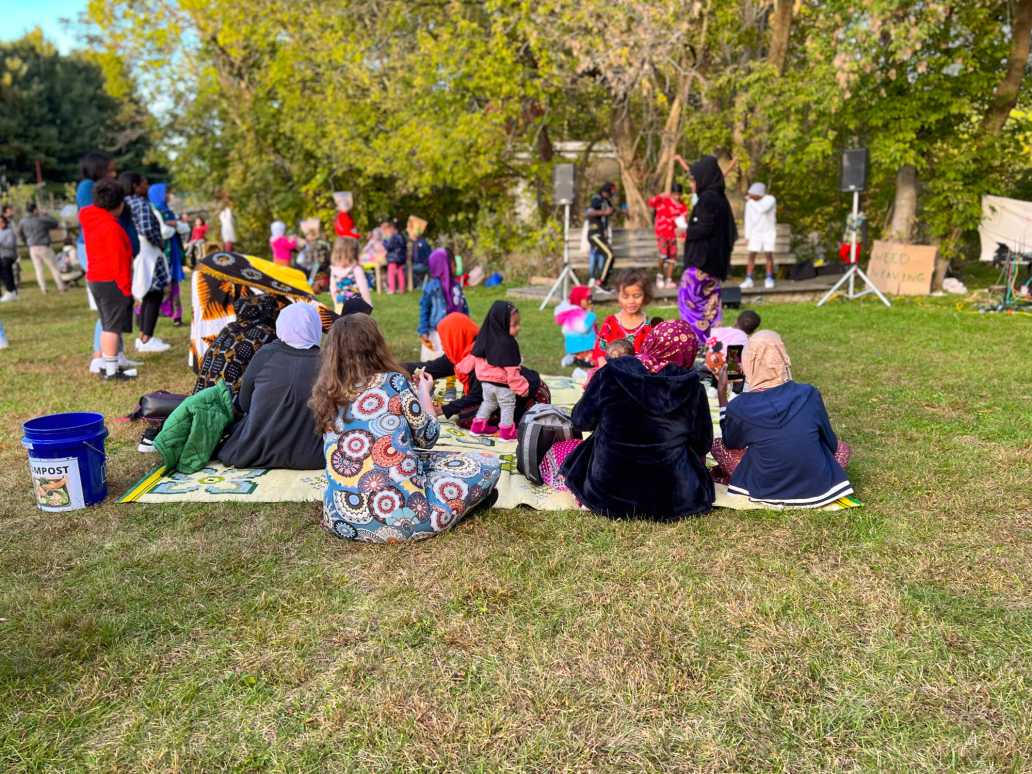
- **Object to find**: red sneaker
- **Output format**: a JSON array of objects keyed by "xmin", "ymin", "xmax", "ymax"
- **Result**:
[{"xmin": 497, "ymin": 424, "xmax": 517, "ymax": 441}]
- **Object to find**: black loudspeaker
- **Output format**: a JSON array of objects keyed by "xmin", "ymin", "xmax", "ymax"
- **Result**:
[
  {"xmin": 840, "ymin": 148, "xmax": 868, "ymax": 192},
  {"xmin": 721, "ymin": 286, "xmax": 742, "ymax": 308},
  {"xmin": 553, "ymin": 164, "xmax": 575, "ymax": 204}
]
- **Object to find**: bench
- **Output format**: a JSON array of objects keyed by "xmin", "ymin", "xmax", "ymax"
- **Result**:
[{"xmin": 564, "ymin": 225, "xmax": 795, "ymax": 271}]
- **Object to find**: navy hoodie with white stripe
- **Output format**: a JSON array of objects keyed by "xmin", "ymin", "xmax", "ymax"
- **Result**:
[{"xmin": 720, "ymin": 381, "xmax": 851, "ymax": 507}]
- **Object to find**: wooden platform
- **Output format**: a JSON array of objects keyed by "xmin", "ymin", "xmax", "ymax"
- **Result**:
[
  {"xmin": 508, "ymin": 273, "xmax": 842, "ymax": 306},
  {"xmin": 565, "ymin": 225, "xmax": 795, "ymax": 271}
]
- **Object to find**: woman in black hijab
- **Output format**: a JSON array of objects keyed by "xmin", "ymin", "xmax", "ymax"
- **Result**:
[{"xmin": 678, "ymin": 155, "xmax": 737, "ymax": 347}]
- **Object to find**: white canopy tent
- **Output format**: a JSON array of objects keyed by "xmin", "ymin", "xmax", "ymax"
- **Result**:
[{"xmin": 980, "ymin": 195, "xmax": 1032, "ymax": 261}]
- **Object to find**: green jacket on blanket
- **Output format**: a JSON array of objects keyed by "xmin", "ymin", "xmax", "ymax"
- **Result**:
[{"xmin": 154, "ymin": 383, "xmax": 236, "ymax": 474}]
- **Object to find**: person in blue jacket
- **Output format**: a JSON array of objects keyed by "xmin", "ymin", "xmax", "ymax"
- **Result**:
[{"xmin": 713, "ymin": 330, "xmax": 853, "ymax": 507}]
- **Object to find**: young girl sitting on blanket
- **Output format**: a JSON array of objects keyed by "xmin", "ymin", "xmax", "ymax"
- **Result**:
[
  {"xmin": 581, "ymin": 338, "xmax": 632, "ymax": 388},
  {"xmin": 591, "ymin": 268, "xmax": 654, "ymax": 365},
  {"xmin": 468, "ymin": 300, "xmax": 528, "ymax": 441},
  {"xmin": 329, "ymin": 237, "xmax": 372, "ymax": 313},
  {"xmin": 555, "ymin": 285, "xmax": 597, "ymax": 368}
]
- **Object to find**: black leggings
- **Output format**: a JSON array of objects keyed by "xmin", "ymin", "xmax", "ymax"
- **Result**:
[
  {"xmin": 0, "ymin": 257, "xmax": 16, "ymax": 293},
  {"xmin": 589, "ymin": 233, "xmax": 615, "ymax": 286},
  {"xmin": 138, "ymin": 290, "xmax": 163, "ymax": 338}
]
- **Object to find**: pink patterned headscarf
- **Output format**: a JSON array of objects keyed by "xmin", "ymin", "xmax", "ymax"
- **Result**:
[{"xmin": 637, "ymin": 320, "xmax": 699, "ymax": 373}]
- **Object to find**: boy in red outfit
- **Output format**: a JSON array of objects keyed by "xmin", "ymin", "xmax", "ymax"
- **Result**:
[
  {"xmin": 82, "ymin": 178, "xmax": 135, "ymax": 380},
  {"xmin": 647, "ymin": 182, "xmax": 688, "ymax": 289}
]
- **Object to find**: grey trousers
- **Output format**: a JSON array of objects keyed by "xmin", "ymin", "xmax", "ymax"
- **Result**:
[{"xmin": 476, "ymin": 382, "xmax": 517, "ymax": 427}]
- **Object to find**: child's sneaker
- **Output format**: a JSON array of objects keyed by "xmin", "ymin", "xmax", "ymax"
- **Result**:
[
  {"xmin": 764, "ymin": 275, "xmax": 776, "ymax": 289},
  {"xmin": 118, "ymin": 352, "xmax": 143, "ymax": 368},
  {"xmin": 138, "ymin": 425, "xmax": 160, "ymax": 453},
  {"xmin": 0, "ymin": 291, "xmax": 16, "ymax": 302},
  {"xmin": 740, "ymin": 276, "xmax": 755, "ymax": 289},
  {"xmin": 470, "ymin": 418, "xmax": 498, "ymax": 436},
  {"xmin": 497, "ymin": 424, "xmax": 517, "ymax": 441},
  {"xmin": 100, "ymin": 369, "xmax": 137, "ymax": 381}
]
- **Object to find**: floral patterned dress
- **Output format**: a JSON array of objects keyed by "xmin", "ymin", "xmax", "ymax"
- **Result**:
[{"xmin": 321, "ymin": 371, "xmax": 502, "ymax": 542}]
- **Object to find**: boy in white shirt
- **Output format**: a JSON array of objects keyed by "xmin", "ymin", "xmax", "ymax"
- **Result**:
[{"xmin": 742, "ymin": 182, "xmax": 777, "ymax": 289}]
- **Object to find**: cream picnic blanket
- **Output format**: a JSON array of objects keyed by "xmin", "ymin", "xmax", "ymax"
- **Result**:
[{"xmin": 120, "ymin": 375, "xmax": 860, "ymax": 511}]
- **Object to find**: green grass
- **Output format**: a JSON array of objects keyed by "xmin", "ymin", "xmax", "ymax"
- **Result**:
[{"xmin": 1, "ymin": 261, "xmax": 1030, "ymax": 771}]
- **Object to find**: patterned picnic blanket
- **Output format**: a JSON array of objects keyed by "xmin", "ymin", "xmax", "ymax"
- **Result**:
[{"xmin": 120, "ymin": 375, "xmax": 861, "ymax": 512}]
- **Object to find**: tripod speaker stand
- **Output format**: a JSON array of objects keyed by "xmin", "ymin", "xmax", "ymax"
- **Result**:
[
  {"xmin": 818, "ymin": 149, "xmax": 891, "ymax": 308},
  {"xmin": 540, "ymin": 164, "xmax": 582, "ymax": 310}
]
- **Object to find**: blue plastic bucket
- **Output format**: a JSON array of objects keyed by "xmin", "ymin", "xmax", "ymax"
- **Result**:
[{"xmin": 21, "ymin": 412, "xmax": 109, "ymax": 511}]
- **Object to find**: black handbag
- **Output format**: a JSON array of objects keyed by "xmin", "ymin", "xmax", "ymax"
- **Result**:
[{"xmin": 129, "ymin": 390, "xmax": 187, "ymax": 423}]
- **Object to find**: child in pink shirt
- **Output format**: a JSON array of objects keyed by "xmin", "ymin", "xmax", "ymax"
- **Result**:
[{"xmin": 269, "ymin": 221, "xmax": 299, "ymax": 266}]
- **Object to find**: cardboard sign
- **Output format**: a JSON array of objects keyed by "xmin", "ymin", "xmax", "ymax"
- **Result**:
[{"xmin": 866, "ymin": 240, "xmax": 938, "ymax": 295}]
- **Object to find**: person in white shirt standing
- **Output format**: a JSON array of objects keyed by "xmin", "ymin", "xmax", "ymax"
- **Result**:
[
  {"xmin": 218, "ymin": 195, "xmax": 236, "ymax": 252},
  {"xmin": 742, "ymin": 182, "xmax": 777, "ymax": 290}
]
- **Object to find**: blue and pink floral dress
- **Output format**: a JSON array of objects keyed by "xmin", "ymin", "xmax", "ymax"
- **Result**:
[{"xmin": 321, "ymin": 371, "xmax": 501, "ymax": 542}]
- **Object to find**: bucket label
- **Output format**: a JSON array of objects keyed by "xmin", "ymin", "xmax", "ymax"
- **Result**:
[{"xmin": 28, "ymin": 456, "xmax": 84, "ymax": 511}]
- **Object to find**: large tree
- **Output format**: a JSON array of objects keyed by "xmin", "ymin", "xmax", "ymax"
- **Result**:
[{"xmin": 0, "ymin": 30, "xmax": 160, "ymax": 184}]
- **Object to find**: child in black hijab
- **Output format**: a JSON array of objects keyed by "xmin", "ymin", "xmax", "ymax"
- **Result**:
[{"xmin": 469, "ymin": 300, "xmax": 529, "ymax": 440}]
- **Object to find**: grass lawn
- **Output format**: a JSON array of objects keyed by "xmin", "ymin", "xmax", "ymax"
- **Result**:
[{"xmin": 1, "ymin": 263, "xmax": 1030, "ymax": 771}]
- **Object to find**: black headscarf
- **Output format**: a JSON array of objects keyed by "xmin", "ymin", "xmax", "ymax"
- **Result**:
[
  {"xmin": 684, "ymin": 155, "xmax": 738, "ymax": 280},
  {"xmin": 471, "ymin": 300, "xmax": 521, "ymax": 367},
  {"xmin": 340, "ymin": 296, "xmax": 373, "ymax": 316},
  {"xmin": 689, "ymin": 155, "xmax": 725, "ymax": 195}
]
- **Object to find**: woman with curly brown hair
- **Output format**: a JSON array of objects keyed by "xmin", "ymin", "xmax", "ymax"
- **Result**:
[{"xmin": 310, "ymin": 313, "xmax": 501, "ymax": 543}]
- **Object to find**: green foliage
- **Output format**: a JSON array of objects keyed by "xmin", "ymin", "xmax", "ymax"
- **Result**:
[
  {"xmin": 0, "ymin": 30, "xmax": 163, "ymax": 186},
  {"xmin": 84, "ymin": 0, "xmax": 1031, "ymax": 260}
]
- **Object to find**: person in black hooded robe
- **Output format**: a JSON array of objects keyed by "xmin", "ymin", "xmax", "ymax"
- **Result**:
[{"xmin": 678, "ymin": 155, "xmax": 737, "ymax": 347}]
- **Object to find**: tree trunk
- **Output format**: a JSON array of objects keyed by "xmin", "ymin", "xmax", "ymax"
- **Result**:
[
  {"xmin": 889, "ymin": 165, "xmax": 919, "ymax": 243},
  {"xmin": 610, "ymin": 99, "xmax": 651, "ymax": 228},
  {"xmin": 942, "ymin": 0, "xmax": 1032, "ymax": 257},
  {"xmin": 982, "ymin": 0, "xmax": 1032, "ymax": 134},
  {"xmin": 767, "ymin": 0, "xmax": 794, "ymax": 74},
  {"xmin": 653, "ymin": 75, "xmax": 691, "ymax": 194}
]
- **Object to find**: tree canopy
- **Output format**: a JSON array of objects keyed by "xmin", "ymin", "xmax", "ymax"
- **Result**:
[
  {"xmin": 0, "ymin": 30, "xmax": 163, "ymax": 187},
  {"xmin": 85, "ymin": 0, "xmax": 1031, "ymax": 259}
]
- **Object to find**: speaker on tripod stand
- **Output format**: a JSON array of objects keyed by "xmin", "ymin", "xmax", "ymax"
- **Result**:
[
  {"xmin": 818, "ymin": 148, "xmax": 891, "ymax": 308},
  {"xmin": 540, "ymin": 164, "xmax": 581, "ymax": 309}
]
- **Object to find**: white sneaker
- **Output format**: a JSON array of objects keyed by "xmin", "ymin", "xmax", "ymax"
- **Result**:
[
  {"xmin": 588, "ymin": 278, "xmax": 596, "ymax": 288},
  {"xmin": 764, "ymin": 276, "xmax": 776, "ymax": 290},
  {"xmin": 90, "ymin": 358, "xmax": 138, "ymax": 377},
  {"xmin": 118, "ymin": 352, "xmax": 143, "ymax": 368},
  {"xmin": 740, "ymin": 276, "xmax": 755, "ymax": 289},
  {"xmin": 0, "ymin": 291, "xmax": 16, "ymax": 303},
  {"xmin": 135, "ymin": 337, "xmax": 171, "ymax": 353},
  {"xmin": 656, "ymin": 273, "xmax": 665, "ymax": 287}
]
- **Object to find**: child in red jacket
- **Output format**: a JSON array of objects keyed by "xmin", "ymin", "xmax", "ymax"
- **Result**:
[{"xmin": 82, "ymin": 178, "xmax": 135, "ymax": 380}]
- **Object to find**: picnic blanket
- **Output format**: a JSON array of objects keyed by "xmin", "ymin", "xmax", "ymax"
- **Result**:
[{"xmin": 120, "ymin": 375, "xmax": 861, "ymax": 511}]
